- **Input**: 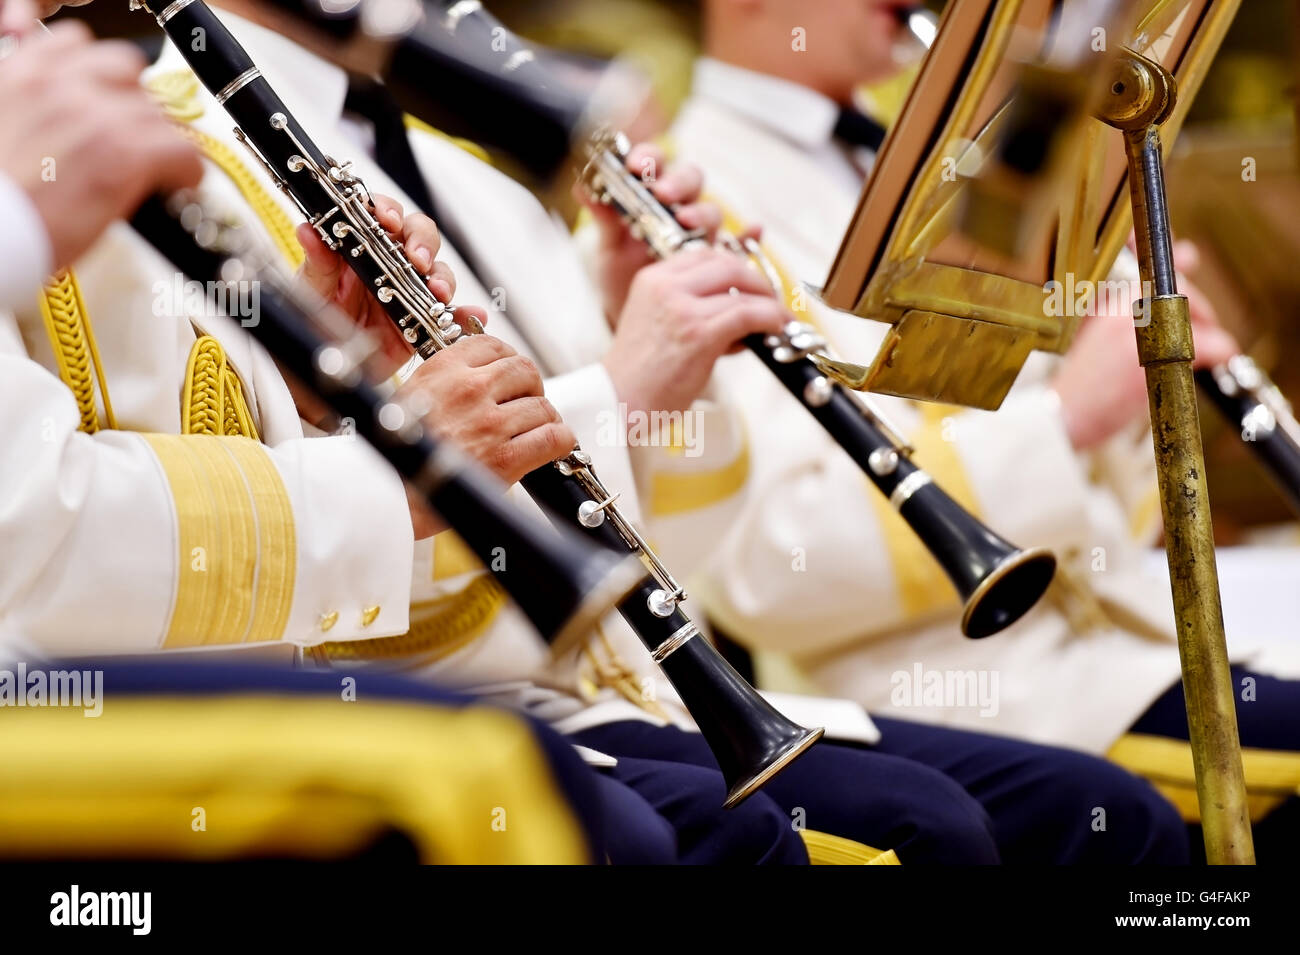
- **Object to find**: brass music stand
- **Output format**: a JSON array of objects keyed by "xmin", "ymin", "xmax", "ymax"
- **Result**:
[{"xmin": 820, "ymin": 0, "xmax": 1252, "ymax": 863}]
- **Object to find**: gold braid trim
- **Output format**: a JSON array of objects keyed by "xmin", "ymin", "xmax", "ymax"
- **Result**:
[
  {"xmin": 316, "ymin": 575, "xmax": 508, "ymax": 668},
  {"xmin": 38, "ymin": 270, "xmax": 117, "ymax": 434},
  {"xmin": 182, "ymin": 335, "xmax": 260, "ymax": 440},
  {"xmin": 183, "ymin": 336, "xmax": 224, "ymax": 436},
  {"xmin": 144, "ymin": 69, "xmax": 206, "ymax": 123},
  {"xmin": 182, "ymin": 124, "xmax": 306, "ymax": 268},
  {"xmin": 223, "ymin": 367, "xmax": 258, "ymax": 439}
]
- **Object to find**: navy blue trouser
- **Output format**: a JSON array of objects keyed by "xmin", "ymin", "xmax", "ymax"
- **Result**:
[
  {"xmin": 575, "ymin": 716, "xmax": 1188, "ymax": 865},
  {"xmin": 1130, "ymin": 667, "xmax": 1300, "ymax": 861}
]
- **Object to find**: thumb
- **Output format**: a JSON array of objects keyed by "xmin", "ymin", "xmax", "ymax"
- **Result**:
[{"xmin": 295, "ymin": 222, "xmax": 345, "ymax": 302}]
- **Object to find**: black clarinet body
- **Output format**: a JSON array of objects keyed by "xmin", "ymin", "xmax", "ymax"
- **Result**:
[
  {"xmin": 745, "ymin": 333, "xmax": 1058, "ymax": 638},
  {"xmin": 1197, "ymin": 362, "xmax": 1300, "ymax": 518},
  {"xmin": 520, "ymin": 462, "xmax": 822, "ymax": 806},
  {"xmin": 136, "ymin": 0, "xmax": 821, "ymax": 806}
]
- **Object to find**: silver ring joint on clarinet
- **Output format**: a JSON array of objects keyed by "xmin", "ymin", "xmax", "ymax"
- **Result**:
[
  {"xmin": 216, "ymin": 68, "xmax": 262, "ymax": 105},
  {"xmin": 138, "ymin": 0, "xmax": 194, "ymax": 26},
  {"xmin": 651, "ymin": 622, "xmax": 699, "ymax": 664},
  {"xmin": 889, "ymin": 470, "xmax": 932, "ymax": 510}
]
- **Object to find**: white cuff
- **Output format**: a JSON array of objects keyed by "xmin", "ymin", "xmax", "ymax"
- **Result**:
[
  {"xmin": 0, "ymin": 173, "xmax": 53, "ymax": 311},
  {"xmin": 274, "ymin": 434, "xmax": 414, "ymax": 644}
]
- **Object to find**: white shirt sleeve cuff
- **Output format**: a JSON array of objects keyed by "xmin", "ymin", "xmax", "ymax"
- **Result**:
[{"xmin": 0, "ymin": 173, "xmax": 53, "ymax": 311}]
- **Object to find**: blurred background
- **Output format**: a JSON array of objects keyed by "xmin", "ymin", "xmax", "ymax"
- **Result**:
[{"xmin": 65, "ymin": 0, "xmax": 1300, "ymax": 539}]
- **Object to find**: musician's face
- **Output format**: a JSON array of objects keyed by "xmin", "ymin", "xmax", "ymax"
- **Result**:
[
  {"xmin": 794, "ymin": 0, "xmax": 913, "ymax": 86},
  {"xmin": 712, "ymin": 0, "xmax": 912, "ymax": 100}
]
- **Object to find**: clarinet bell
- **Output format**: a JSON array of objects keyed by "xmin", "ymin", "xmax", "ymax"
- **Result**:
[
  {"xmin": 959, "ymin": 545, "xmax": 1058, "ymax": 640},
  {"xmin": 896, "ymin": 467, "xmax": 1057, "ymax": 639},
  {"xmin": 654, "ymin": 632, "xmax": 824, "ymax": 808}
]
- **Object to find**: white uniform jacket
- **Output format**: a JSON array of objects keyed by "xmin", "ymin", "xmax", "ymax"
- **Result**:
[{"xmin": 0, "ymin": 72, "xmax": 413, "ymax": 657}]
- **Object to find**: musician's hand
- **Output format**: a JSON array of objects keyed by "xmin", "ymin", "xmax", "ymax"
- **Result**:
[
  {"xmin": 0, "ymin": 21, "xmax": 203, "ymax": 269},
  {"xmin": 1052, "ymin": 241, "xmax": 1238, "ymax": 451},
  {"xmin": 603, "ymin": 246, "xmax": 787, "ymax": 418},
  {"xmin": 399, "ymin": 334, "xmax": 576, "ymax": 491},
  {"xmin": 295, "ymin": 193, "xmax": 483, "ymax": 376},
  {"xmin": 578, "ymin": 141, "xmax": 722, "ymax": 320}
]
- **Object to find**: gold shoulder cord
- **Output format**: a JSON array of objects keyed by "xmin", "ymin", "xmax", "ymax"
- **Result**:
[
  {"xmin": 579, "ymin": 624, "xmax": 671, "ymax": 721},
  {"xmin": 147, "ymin": 70, "xmax": 304, "ymax": 269}
]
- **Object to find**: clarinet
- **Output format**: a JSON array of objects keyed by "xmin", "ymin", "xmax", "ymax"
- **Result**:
[
  {"xmin": 1197, "ymin": 357, "xmax": 1300, "ymax": 518},
  {"xmin": 249, "ymin": 0, "xmax": 1057, "ymax": 639},
  {"xmin": 134, "ymin": 0, "xmax": 821, "ymax": 806},
  {"xmin": 580, "ymin": 132, "xmax": 1058, "ymax": 639},
  {"xmin": 129, "ymin": 192, "xmax": 643, "ymax": 649}
]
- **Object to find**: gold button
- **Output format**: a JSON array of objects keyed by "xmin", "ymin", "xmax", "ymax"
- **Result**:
[
  {"xmin": 319, "ymin": 611, "xmax": 339, "ymax": 632},
  {"xmin": 360, "ymin": 606, "xmax": 381, "ymax": 627}
]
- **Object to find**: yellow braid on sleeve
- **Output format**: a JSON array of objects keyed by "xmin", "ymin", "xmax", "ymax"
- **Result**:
[
  {"xmin": 183, "ymin": 335, "xmax": 259, "ymax": 440},
  {"xmin": 38, "ymin": 270, "xmax": 118, "ymax": 434}
]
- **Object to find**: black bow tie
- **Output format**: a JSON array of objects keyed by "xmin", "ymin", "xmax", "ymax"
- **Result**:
[{"xmin": 833, "ymin": 108, "xmax": 887, "ymax": 152}]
